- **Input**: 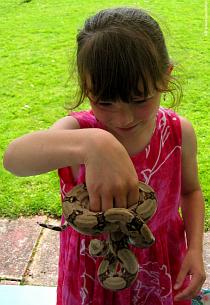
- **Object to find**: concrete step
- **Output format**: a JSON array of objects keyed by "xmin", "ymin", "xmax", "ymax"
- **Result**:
[{"xmin": 0, "ymin": 285, "xmax": 56, "ymax": 305}]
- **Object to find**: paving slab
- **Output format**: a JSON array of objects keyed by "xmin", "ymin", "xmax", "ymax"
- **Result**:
[
  {"xmin": 23, "ymin": 223, "xmax": 210, "ymax": 290},
  {"xmin": 0, "ymin": 216, "xmax": 209, "ymax": 291},
  {"xmin": 25, "ymin": 218, "xmax": 60, "ymax": 286},
  {"xmin": 0, "ymin": 280, "xmax": 20, "ymax": 285},
  {"xmin": 203, "ymin": 232, "xmax": 210, "ymax": 289},
  {"xmin": 25, "ymin": 230, "xmax": 210, "ymax": 289},
  {"xmin": 0, "ymin": 216, "xmax": 46, "ymax": 282}
]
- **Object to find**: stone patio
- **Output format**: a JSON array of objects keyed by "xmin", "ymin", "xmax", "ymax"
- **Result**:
[{"xmin": 0, "ymin": 216, "xmax": 209, "ymax": 290}]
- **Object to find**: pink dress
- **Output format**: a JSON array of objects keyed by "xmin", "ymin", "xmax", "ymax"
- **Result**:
[{"xmin": 57, "ymin": 107, "xmax": 191, "ymax": 305}]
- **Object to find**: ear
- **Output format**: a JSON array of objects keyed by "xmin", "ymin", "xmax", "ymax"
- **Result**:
[
  {"xmin": 162, "ymin": 64, "xmax": 173, "ymax": 91},
  {"xmin": 166, "ymin": 63, "xmax": 174, "ymax": 75}
]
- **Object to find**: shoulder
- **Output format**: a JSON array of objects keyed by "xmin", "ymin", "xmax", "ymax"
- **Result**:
[
  {"xmin": 158, "ymin": 107, "xmax": 181, "ymax": 129},
  {"xmin": 178, "ymin": 116, "xmax": 200, "ymax": 193},
  {"xmin": 157, "ymin": 108, "xmax": 182, "ymax": 145},
  {"xmin": 49, "ymin": 110, "xmax": 96, "ymax": 130},
  {"xmin": 157, "ymin": 109, "xmax": 198, "ymax": 158},
  {"xmin": 68, "ymin": 110, "xmax": 99, "ymax": 128},
  {"xmin": 50, "ymin": 116, "xmax": 80, "ymax": 130},
  {"xmin": 179, "ymin": 116, "xmax": 197, "ymax": 154},
  {"xmin": 158, "ymin": 108, "xmax": 196, "ymax": 147}
]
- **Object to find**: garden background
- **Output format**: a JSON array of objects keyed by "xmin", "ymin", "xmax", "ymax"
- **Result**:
[{"xmin": 0, "ymin": 0, "xmax": 209, "ymax": 229}]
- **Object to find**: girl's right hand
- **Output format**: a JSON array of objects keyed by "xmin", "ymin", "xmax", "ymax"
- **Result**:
[
  {"xmin": 83, "ymin": 129, "xmax": 140, "ymax": 212},
  {"xmin": 3, "ymin": 120, "xmax": 140, "ymax": 211}
]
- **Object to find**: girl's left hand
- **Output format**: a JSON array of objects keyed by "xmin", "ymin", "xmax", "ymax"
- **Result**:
[{"xmin": 174, "ymin": 249, "xmax": 206, "ymax": 301}]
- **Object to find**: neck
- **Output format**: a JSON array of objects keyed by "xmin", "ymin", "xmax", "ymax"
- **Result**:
[{"xmin": 114, "ymin": 118, "xmax": 157, "ymax": 155}]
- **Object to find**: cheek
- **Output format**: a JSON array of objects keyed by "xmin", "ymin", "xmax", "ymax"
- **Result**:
[
  {"xmin": 90, "ymin": 107, "xmax": 110, "ymax": 124},
  {"xmin": 135, "ymin": 101, "xmax": 160, "ymax": 120},
  {"xmin": 135, "ymin": 107, "xmax": 153, "ymax": 120}
]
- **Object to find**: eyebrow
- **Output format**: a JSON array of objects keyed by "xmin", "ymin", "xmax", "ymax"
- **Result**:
[
  {"xmin": 87, "ymin": 88, "xmax": 155, "ymax": 103},
  {"xmin": 131, "ymin": 94, "xmax": 154, "ymax": 100}
]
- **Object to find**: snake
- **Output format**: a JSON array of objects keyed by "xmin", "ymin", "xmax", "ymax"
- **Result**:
[{"xmin": 39, "ymin": 182, "xmax": 157, "ymax": 291}]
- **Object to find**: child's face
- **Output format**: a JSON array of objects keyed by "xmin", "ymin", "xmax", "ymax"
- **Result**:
[{"xmin": 88, "ymin": 91, "xmax": 161, "ymax": 139}]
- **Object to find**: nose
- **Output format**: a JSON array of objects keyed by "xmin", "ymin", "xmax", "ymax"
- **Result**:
[{"xmin": 114, "ymin": 103, "xmax": 135, "ymax": 127}]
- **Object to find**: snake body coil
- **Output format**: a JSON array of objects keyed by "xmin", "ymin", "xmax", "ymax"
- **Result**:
[{"xmin": 39, "ymin": 182, "xmax": 157, "ymax": 290}]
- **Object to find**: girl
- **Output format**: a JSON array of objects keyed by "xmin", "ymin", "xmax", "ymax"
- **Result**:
[{"xmin": 3, "ymin": 7, "xmax": 206, "ymax": 305}]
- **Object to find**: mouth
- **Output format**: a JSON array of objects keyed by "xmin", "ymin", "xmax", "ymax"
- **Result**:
[{"xmin": 116, "ymin": 123, "xmax": 139, "ymax": 132}]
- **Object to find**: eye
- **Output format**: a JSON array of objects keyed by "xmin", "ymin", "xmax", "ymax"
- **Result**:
[
  {"xmin": 132, "ymin": 96, "xmax": 153, "ymax": 104},
  {"xmin": 133, "ymin": 99, "xmax": 147, "ymax": 104},
  {"xmin": 98, "ymin": 101, "xmax": 113, "ymax": 106}
]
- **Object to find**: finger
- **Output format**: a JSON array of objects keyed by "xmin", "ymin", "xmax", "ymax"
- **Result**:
[
  {"xmin": 174, "ymin": 275, "xmax": 204, "ymax": 301},
  {"xmin": 89, "ymin": 193, "xmax": 101, "ymax": 212},
  {"xmin": 174, "ymin": 285, "xmax": 200, "ymax": 301},
  {"xmin": 174, "ymin": 266, "xmax": 189, "ymax": 290},
  {"xmin": 127, "ymin": 185, "xmax": 141, "ymax": 208},
  {"xmin": 114, "ymin": 194, "xmax": 127, "ymax": 209},
  {"xmin": 101, "ymin": 194, "xmax": 114, "ymax": 211}
]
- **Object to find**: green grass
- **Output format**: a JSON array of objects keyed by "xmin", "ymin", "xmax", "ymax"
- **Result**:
[{"xmin": 0, "ymin": 0, "xmax": 209, "ymax": 229}]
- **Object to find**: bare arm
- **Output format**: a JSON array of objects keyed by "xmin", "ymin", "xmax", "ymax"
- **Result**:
[
  {"xmin": 174, "ymin": 117, "xmax": 206, "ymax": 300},
  {"xmin": 3, "ymin": 116, "xmax": 140, "ymax": 211},
  {"xmin": 3, "ymin": 127, "xmax": 96, "ymax": 176},
  {"xmin": 3, "ymin": 116, "xmax": 79, "ymax": 176},
  {"xmin": 3, "ymin": 116, "xmax": 122, "ymax": 176},
  {"xmin": 181, "ymin": 117, "xmax": 205, "ymax": 251}
]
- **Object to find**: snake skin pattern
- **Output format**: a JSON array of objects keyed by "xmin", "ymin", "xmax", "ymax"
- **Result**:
[{"xmin": 39, "ymin": 182, "xmax": 157, "ymax": 290}]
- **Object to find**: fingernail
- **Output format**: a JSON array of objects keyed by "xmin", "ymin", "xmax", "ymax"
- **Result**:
[{"xmin": 174, "ymin": 283, "xmax": 179, "ymax": 290}]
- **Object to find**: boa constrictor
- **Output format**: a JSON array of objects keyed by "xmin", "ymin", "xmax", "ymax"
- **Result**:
[{"xmin": 39, "ymin": 182, "xmax": 157, "ymax": 291}]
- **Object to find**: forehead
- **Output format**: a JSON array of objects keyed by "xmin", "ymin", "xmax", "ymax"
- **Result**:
[{"xmin": 85, "ymin": 74, "xmax": 155, "ymax": 99}]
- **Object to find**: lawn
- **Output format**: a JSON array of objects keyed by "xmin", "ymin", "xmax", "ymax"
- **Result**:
[{"xmin": 0, "ymin": 0, "xmax": 209, "ymax": 229}]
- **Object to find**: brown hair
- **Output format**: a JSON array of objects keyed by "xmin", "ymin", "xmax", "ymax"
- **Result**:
[{"xmin": 72, "ymin": 7, "xmax": 181, "ymax": 108}]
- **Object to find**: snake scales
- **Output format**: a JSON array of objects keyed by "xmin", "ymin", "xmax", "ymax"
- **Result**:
[{"xmin": 39, "ymin": 182, "xmax": 157, "ymax": 291}]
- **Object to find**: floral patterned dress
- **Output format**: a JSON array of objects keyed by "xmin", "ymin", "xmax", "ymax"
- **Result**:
[{"xmin": 57, "ymin": 107, "xmax": 193, "ymax": 305}]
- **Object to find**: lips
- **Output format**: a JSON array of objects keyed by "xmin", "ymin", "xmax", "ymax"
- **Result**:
[{"xmin": 116, "ymin": 124, "xmax": 139, "ymax": 132}]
